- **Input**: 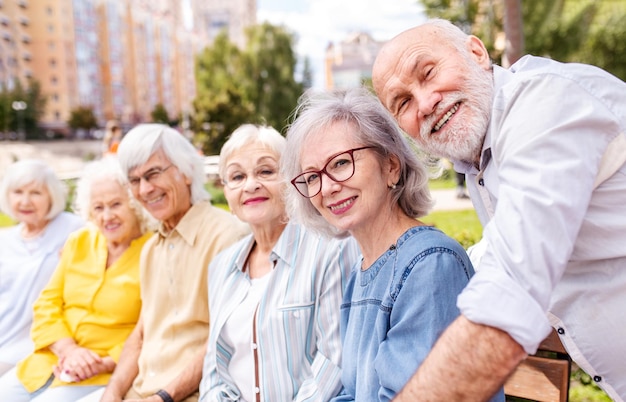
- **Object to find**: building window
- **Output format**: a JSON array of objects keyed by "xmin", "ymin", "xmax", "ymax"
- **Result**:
[
  {"xmin": 46, "ymin": 6, "xmax": 53, "ymax": 15},
  {"xmin": 54, "ymin": 111, "xmax": 60, "ymax": 120},
  {"xmin": 51, "ymin": 76, "xmax": 57, "ymax": 85},
  {"xmin": 47, "ymin": 24, "xmax": 54, "ymax": 33},
  {"xmin": 52, "ymin": 93, "xmax": 59, "ymax": 102},
  {"xmin": 49, "ymin": 58, "xmax": 56, "ymax": 67},
  {"xmin": 48, "ymin": 41, "xmax": 54, "ymax": 50}
]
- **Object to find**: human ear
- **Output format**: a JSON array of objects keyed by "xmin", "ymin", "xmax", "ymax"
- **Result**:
[
  {"xmin": 466, "ymin": 35, "xmax": 491, "ymax": 69},
  {"xmin": 387, "ymin": 154, "xmax": 402, "ymax": 186}
]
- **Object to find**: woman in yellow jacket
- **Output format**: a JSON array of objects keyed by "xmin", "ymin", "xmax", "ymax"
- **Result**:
[{"xmin": 0, "ymin": 157, "xmax": 154, "ymax": 401}]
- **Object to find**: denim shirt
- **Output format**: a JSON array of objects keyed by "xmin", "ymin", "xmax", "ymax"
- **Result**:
[{"xmin": 331, "ymin": 226, "xmax": 504, "ymax": 402}]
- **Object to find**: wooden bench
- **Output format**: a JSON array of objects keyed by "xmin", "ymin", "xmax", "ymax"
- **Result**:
[{"xmin": 504, "ymin": 329, "xmax": 571, "ymax": 402}]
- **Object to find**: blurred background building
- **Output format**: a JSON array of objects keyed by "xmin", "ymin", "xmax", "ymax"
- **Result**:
[
  {"xmin": 0, "ymin": 0, "xmax": 256, "ymax": 136},
  {"xmin": 324, "ymin": 32, "xmax": 384, "ymax": 90}
]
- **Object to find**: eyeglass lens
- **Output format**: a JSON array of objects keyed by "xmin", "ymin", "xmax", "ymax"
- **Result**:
[{"xmin": 292, "ymin": 149, "xmax": 361, "ymax": 198}]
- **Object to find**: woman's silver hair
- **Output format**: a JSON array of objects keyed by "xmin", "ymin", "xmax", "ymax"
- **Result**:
[
  {"xmin": 281, "ymin": 87, "xmax": 433, "ymax": 238},
  {"xmin": 74, "ymin": 157, "xmax": 157, "ymax": 233},
  {"xmin": 219, "ymin": 124, "xmax": 286, "ymax": 181},
  {"xmin": 0, "ymin": 159, "xmax": 67, "ymax": 220},
  {"xmin": 117, "ymin": 124, "xmax": 209, "ymax": 204}
]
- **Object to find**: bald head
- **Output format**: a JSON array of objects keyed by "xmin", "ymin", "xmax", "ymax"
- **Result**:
[
  {"xmin": 370, "ymin": 19, "xmax": 493, "ymax": 163},
  {"xmin": 373, "ymin": 19, "xmax": 471, "ymax": 99}
]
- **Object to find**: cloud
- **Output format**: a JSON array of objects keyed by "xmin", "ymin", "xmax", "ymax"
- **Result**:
[{"xmin": 258, "ymin": 0, "xmax": 426, "ymax": 87}]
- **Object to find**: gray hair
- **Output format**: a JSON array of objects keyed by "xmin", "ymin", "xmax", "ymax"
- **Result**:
[
  {"xmin": 0, "ymin": 159, "xmax": 67, "ymax": 221},
  {"xmin": 117, "ymin": 124, "xmax": 210, "ymax": 204},
  {"xmin": 219, "ymin": 124, "xmax": 286, "ymax": 181},
  {"xmin": 74, "ymin": 157, "xmax": 156, "ymax": 234},
  {"xmin": 281, "ymin": 87, "xmax": 433, "ymax": 238}
]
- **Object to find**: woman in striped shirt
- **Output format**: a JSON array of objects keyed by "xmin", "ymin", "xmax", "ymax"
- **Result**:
[{"xmin": 199, "ymin": 124, "xmax": 360, "ymax": 402}]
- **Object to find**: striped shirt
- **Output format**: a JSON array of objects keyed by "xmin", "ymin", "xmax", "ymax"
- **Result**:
[{"xmin": 200, "ymin": 223, "xmax": 360, "ymax": 402}]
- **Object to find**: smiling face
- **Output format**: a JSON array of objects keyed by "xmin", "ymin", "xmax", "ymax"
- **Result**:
[
  {"xmin": 373, "ymin": 24, "xmax": 494, "ymax": 163},
  {"xmin": 89, "ymin": 178, "xmax": 142, "ymax": 246},
  {"xmin": 223, "ymin": 141, "xmax": 285, "ymax": 228},
  {"xmin": 128, "ymin": 149, "xmax": 192, "ymax": 231},
  {"xmin": 8, "ymin": 181, "xmax": 52, "ymax": 230},
  {"xmin": 299, "ymin": 121, "xmax": 396, "ymax": 239}
]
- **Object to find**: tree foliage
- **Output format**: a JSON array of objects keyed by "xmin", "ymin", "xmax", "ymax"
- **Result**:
[
  {"xmin": 418, "ymin": 0, "xmax": 626, "ymax": 80},
  {"xmin": 0, "ymin": 79, "xmax": 47, "ymax": 138},
  {"xmin": 193, "ymin": 23, "xmax": 303, "ymax": 154},
  {"xmin": 151, "ymin": 103, "xmax": 170, "ymax": 124},
  {"xmin": 68, "ymin": 106, "xmax": 98, "ymax": 130}
]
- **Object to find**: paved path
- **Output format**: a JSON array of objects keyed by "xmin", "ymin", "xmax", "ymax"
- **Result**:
[
  {"xmin": 0, "ymin": 140, "xmax": 474, "ymax": 212},
  {"xmin": 430, "ymin": 189, "xmax": 474, "ymax": 211}
]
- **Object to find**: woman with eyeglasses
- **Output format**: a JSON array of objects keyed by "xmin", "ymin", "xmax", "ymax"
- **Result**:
[
  {"xmin": 199, "ymin": 124, "xmax": 359, "ymax": 402},
  {"xmin": 282, "ymin": 88, "xmax": 503, "ymax": 402}
]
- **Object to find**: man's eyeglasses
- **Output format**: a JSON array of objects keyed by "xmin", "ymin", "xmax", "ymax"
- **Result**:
[
  {"xmin": 291, "ymin": 146, "xmax": 373, "ymax": 198},
  {"xmin": 222, "ymin": 164, "xmax": 279, "ymax": 190},
  {"xmin": 128, "ymin": 165, "xmax": 173, "ymax": 188}
]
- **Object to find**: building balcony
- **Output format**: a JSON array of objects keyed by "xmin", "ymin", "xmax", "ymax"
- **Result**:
[
  {"xmin": 20, "ymin": 16, "xmax": 29, "ymax": 26},
  {"xmin": 22, "ymin": 34, "xmax": 30, "ymax": 43},
  {"xmin": 18, "ymin": 0, "xmax": 28, "ymax": 8}
]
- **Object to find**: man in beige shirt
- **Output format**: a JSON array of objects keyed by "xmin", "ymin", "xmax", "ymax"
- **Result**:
[{"xmin": 80, "ymin": 124, "xmax": 249, "ymax": 402}]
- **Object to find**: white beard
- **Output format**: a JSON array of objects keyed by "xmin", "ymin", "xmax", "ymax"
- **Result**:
[{"xmin": 418, "ymin": 62, "xmax": 494, "ymax": 164}]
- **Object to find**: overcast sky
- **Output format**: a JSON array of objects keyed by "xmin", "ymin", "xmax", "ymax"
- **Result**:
[{"xmin": 257, "ymin": 0, "xmax": 426, "ymax": 87}]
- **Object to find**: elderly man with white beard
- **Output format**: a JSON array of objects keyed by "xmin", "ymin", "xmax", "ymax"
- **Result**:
[{"xmin": 372, "ymin": 18, "xmax": 626, "ymax": 402}]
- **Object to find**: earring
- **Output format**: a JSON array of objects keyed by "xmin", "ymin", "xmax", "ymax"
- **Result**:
[{"xmin": 388, "ymin": 183, "xmax": 397, "ymax": 189}]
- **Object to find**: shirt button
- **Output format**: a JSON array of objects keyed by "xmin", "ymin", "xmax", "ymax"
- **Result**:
[
  {"xmin": 557, "ymin": 327, "xmax": 565, "ymax": 335},
  {"xmin": 252, "ymin": 343, "xmax": 257, "ymax": 349},
  {"xmin": 254, "ymin": 387, "xmax": 260, "ymax": 394},
  {"xmin": 169, "ymin": 244, "xmax": 174, "ymax": 250},
  {"xmin": 478, "ymin": 178, "xmax": 484, "ymax": 186},
  {"xmin": 593, "ymin": 375, "xmax": 602, "ymax": 382}
]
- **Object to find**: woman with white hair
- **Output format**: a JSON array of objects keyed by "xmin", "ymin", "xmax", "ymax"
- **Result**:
[
  {"xmin": 199, "ymin": 124, "xmax": 359, "ymax": 402},
  {"xmin": 0, "ymin": 159, "xmax": 83, "ymax": 376},
  {"xmin": 0, "ymin": 157, "xmax": 154, "ymax": 401},
  {"xmin": 282, "ymin": 88, "xmax": 504, "ymax": 401}
]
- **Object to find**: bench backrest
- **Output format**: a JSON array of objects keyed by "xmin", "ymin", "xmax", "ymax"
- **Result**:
[{"xmin": 504, "ymin": 329, "xmax": 571, "ymax": 402}]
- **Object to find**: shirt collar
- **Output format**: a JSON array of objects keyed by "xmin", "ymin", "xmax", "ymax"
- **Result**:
[{"xmin": 156, "ymin": 201, "xmax": 210, "ymax": 246}]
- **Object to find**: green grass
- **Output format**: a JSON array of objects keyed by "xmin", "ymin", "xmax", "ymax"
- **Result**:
[
  {"xmin": 428, "ymin": 167, "xmax": 457, "ymax": 190},
  {"xmin": 422, "ymin": 209, "xmax": 482, "ymax": 249}
]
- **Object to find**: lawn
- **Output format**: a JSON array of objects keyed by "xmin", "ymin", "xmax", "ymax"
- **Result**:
[{"xmin": 421, "ymin": 208, "xmax": 482, "ymax": 248}]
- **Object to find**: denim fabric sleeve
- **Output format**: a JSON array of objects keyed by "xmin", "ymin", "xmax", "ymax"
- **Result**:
[{"xmin": 375, "ymin": 248, "xmax": 470, "ymax": 401}]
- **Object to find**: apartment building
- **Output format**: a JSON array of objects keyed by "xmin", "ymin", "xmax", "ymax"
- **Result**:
[
  {"xmin": 0, "ymin": 0, "xmax": 255, "ymax": 136},
  {"xmin": 324, "ymin": 32, "xmax": 384, "ymax": 90}
]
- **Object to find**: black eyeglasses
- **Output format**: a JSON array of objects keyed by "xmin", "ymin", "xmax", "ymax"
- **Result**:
[
  {"xmin": 128, "ymin": 165, "xmax": 173, "ymax": 188},
  {"xmin": 291, "ymin": 146, "xmax": 373, "ymax": 198}
]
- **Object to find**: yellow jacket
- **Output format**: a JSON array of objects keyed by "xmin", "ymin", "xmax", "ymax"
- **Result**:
[{"xmin": 16, "ymin": 226, "xmax": 152, "ymax": 392}]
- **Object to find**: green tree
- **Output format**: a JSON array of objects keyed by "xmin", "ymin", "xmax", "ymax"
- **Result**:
[
  {"xmin": 418, "ymin": 0, "xmax": 626, "ymax": 80},
  {"xmin": 242, "ymin": 22, "xmax": 303, "ymax": 131},
  {"xmin": 151, "ymin": 103, "xmax": 170, "ymax": 124},
  {"xmin": 193, "ymin": 23, "xmax": 304, "ymax": 154},
  {"xmin": 193, "ymin": 32, "xmax": 256, "ymax": 154},
  {"xmin": 0, "ymin": 79, "xmax": 47, "ymax": 139},
  {"xmin": 68, "ymin": 106, "xmax": 98, "ymax": 130},
  {"xmin": 580, "ymin": 8, "xmax": 626, "ymax": 81}
]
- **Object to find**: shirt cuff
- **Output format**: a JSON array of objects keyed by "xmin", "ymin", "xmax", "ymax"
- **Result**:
[{"xmin": 457, "ymin": 267, "xmax": 551, "ymax": 354}]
